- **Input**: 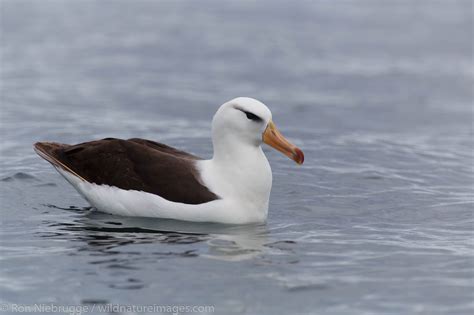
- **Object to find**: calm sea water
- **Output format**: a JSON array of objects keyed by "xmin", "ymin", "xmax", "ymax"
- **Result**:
[{"xmin": 1, "ymin": 1, "xmax": 473, "ymax": 314}]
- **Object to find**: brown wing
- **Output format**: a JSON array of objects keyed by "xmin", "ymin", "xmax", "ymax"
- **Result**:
[{"xmin": 34, "ymin": 138, "xmax": 218, "ymax": 204}]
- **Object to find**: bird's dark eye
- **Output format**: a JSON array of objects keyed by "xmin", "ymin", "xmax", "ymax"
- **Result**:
[{"xmin": 243, "ymin": 111, "xmax": 262, "ymax": 122}]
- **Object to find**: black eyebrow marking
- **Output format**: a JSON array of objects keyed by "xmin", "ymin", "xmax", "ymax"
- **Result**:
[{"xmin": 235, "ymin": 107, "xmax": 263, "ymax": 122}]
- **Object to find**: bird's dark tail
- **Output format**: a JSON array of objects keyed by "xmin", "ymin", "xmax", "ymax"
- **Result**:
[{"xmin": 34, "ymin": 142, "xmax": 86, "ymax": 181}]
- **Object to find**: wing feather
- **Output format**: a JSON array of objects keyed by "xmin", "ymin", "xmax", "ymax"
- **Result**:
[{"xmin": 34, "ymin": 138, "xmax": 218, "ymax": 204}]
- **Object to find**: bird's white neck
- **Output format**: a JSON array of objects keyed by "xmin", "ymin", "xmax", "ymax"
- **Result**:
[
  {"xmin": 211, "ymin": 132, "xmax": 261, "ymax": 166},
  {"xmin": 197, "ymin": 134, "xmax": 273, "ymax": 221}
]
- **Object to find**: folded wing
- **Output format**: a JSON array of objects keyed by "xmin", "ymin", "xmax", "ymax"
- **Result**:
[{"xmin": 34, "ymin": 138, "xmax": 218, "ymax": 204}]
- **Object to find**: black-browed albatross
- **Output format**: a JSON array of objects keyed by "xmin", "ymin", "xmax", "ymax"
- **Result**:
[{"xmin": 34, "ymin": 97, "xmax": 304, "ymax": 224}]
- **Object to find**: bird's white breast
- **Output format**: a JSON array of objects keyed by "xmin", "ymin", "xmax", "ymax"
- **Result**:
[{"xmin": 197, "ymin": 147, "xmax": 272, "ymax": 222}]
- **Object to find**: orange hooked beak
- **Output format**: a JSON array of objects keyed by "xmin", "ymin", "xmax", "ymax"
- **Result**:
[{"xmin": 263, "ymin": 121, "xmax": 304, "ymax": 165}]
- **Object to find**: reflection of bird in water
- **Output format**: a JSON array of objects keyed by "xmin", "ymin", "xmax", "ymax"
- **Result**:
[
  {"xmin": 40, "ymin": 209, "xmax": 271, "ymax": 262},
  {"xmin": 204, "ymin": 232, "xmax": 269, "ymax": 262},
  {"xmin": 34, "ymin": 97, "xmax": 304, "ymax": 224}
]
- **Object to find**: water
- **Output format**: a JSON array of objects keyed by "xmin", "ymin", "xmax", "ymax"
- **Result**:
[{"xmin": 1, "ymin": 0, "xmax": 473, "ymax": 314}]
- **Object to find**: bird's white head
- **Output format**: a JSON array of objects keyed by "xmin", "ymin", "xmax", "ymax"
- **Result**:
[{"xmin": 211, "ymin": 97, "xmax": 304, "ymax": 165}]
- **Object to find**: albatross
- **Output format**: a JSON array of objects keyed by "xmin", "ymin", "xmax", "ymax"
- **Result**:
[{"xmin": 34, "ymin": 97, "xmax": 304, "ymax": 224}]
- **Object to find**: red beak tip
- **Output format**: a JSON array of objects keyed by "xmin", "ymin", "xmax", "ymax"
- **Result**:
[{"xmin": 294, "ymin": 148, "xmax": 304, "ymax": 165}]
